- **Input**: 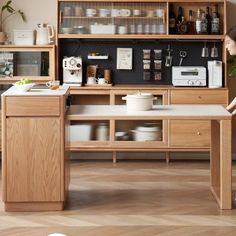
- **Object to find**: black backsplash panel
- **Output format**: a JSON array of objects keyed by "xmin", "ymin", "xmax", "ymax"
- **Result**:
[{"xmin": 59, "ymin": 39, "xmax": 223, "ymax": 85}]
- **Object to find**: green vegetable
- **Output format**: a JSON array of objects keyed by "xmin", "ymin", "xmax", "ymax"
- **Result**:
[{"xmin": 15, "ymin": 78, "xmax": 32, "ymax": 85}]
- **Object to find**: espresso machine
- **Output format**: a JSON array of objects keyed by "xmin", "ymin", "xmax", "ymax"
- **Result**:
[{"xmin": 63, "ymin": 56, "xmax": 82, "ymax": 86}]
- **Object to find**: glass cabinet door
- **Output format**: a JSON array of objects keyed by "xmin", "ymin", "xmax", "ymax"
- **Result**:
[
  {"xmin": 0, "ymin": 45, "xmax": 55, "ymax": 83},
  {"xmin": 0, "ymin": 51, "xmax": 49, "ymax": 77},
  {"xmin": 58, "ymin": 1, "xmax": 167, "ymax": 36}
]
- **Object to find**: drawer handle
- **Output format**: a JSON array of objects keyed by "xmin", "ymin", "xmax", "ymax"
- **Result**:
[
  {"xmin": 198, "ymin": 96, "xmax": 202, "ymax": 99},
  {"xmin": 197, "ymin": 132, "xmax": 201, "ymax": 135}
]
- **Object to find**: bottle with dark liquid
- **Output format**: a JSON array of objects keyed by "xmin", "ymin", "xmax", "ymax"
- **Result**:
[
  {"xmin": 201, "ymin": 11, "xmax": 207, "ymax": 34},
  {"xmin": 205, "ymin": 6, "xmax": 212, "ymax": 34},
  {"xmin": 177, "ymin": 16, "xmax": 187, "ymax": 34},
  {"xmin": 187, "ymin": 10, "xmax": 195, "ymax": 34},
  {"xmin": 176, "ymin": 6, "xmax": 183, "ymax": 34},
  {"xmin": 169, "ymin": 3, "xmax": 176, "ymax": 34},
  {"xmin": 211, "ymin": 5, "xmax": 220, "ymax": 34}
]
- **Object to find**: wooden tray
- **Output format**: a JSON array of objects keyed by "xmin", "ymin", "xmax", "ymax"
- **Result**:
[{"xmin": 84, "ymin": 84, "xmax": 113, "ymax": 87}]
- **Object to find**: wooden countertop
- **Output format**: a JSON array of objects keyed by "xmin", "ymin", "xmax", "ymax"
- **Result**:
[
  {"xmin": 67, "ymin": 105, "xmax": 232, "ymax": 120},
  {"xmin": 69, "ymin": 85, "xmax": 228, "ymax": 91},
  {"xmin": 2, "ymin": 85, "xmax": 69, "ymax": 96}
]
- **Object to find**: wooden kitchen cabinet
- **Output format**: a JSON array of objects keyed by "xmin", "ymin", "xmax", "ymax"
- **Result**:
[
  {"xmin": 2, "ymin": 86, "xmax": 70, "ymax": 211},
  {"xmin": 170, "ymin": 120, "xmax": 210, "ymax": 147},
  {"xmin": 67, "ymin": 87, "xmax": 228, "ymax": 159},
  {"xmin": 169, "ymin": 88, "xmax": 228, "ymax": 148},
  {"xmin": 57, "ymin": 0, "xmax": 226, "ymax": 40},
  {"xmin": 0, "ymin": 45, "xmax": 55, "ymax": 84}
]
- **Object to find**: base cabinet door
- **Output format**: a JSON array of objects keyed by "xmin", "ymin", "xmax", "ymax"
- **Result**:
[
  {"xmin": 6, "ymin": 117, "xmax": 61, "ymax": 202},
  {"xmin": 170, "ymin": 120, "xmax": 210, "ymax": 148}
]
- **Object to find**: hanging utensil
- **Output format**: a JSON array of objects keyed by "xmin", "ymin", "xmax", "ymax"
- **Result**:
[
  {"xmin": 165, "ymin": 44, "xmax": 173, "ymax": 67},
  {"xmin": 179, "ymin": 50, "xmax": 187, "ymax": 66}
]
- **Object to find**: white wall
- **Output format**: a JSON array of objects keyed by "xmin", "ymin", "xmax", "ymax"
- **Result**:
[{"xmin": 0, "ymin": 0, "xmax": 57, "ymax": 41}]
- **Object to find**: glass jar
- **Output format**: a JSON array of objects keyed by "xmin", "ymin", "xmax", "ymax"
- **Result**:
[{"xmin": 96, "ymin": 123, "xmax": 109, "ymax": 141}]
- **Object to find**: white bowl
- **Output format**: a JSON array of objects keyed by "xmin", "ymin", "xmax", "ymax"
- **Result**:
[
  {"xmin": 13, "ymin": 83, "xmax": 35, "ymax": 92},
  {"xmin": 61, "ymin": 27, "xmax": 73, "ymax": 34}
]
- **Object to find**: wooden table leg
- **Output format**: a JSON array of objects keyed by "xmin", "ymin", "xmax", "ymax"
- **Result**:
[
  {"xmin": 211, "ymin": 120, "xmax": 232, "ymax": 209},
  {"xmin": 219, "ymin": 119, "xmax": 232, "ymax": 209},
  {"xmin": 112, "ymin": 151, "xmax": 117, "ymax": 163}
]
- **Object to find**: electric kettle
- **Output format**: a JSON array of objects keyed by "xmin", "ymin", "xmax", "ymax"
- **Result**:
[{"xmin": 36, "ymin": 23, "xmax": 54, "ymax": 45}]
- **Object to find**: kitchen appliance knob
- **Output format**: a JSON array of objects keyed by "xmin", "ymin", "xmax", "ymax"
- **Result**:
[
  {"xmin": 188, "ymin": 80, "xmax": 194, "ymax": 85},
  {"xmin": 69, "ymin": 58, "xmax": 76, "ymax": 66},
  {"xmin": 195, "ymin": 80, "xmax": 201, "ymax": 86},
  {"xmin": 77, "ymin": 63, "xmax": 81, "ymax": 69}
]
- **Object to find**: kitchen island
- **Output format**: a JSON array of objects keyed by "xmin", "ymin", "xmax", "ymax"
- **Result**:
[
  {"xmin": 67, "ymin": 104, "xmax": 232, "ymax": 209},
  {"xmin": 1, "ymin": 85, "xmax": 70, "ymax": 211}
]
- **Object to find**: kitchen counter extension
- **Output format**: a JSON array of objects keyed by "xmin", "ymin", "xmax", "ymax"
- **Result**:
[
  {"xmin": 67, "ymin": 104, "xmax": 231, "ymax": 120},
  {"xmin": 67, "ymin": 104, "xmax": 232, "ymax": 210}
]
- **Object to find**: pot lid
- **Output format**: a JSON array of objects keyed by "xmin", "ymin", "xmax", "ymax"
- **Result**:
[
  {"xmin": 126, "ymin": 92, "xmax": 154, "ymax": 99},
  {"xmin": 136, "ymin": 125, "xmax": 161, "ymax": 132}
]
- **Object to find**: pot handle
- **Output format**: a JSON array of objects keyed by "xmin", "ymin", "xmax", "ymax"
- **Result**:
[{"xmin": 121, "ymin": 96, "xmax": 127, "ymax": 100}]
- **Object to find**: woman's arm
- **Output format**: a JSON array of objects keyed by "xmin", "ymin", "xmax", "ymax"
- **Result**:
[{"xmin": 226, "ymin": 97, "xmax": 236, "ymax": 111}]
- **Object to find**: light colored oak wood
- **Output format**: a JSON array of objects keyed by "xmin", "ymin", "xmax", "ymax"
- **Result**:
[
  {"xmin": 170, "ymin": 120, "xmax": 210, "ymax": 147},
  {"xmin": 4, "ymin": 202, "xmax": 64, "ymax": 212},
  {"xmin": 6, "ymin": 117, "xmax": 61, "ymax": 202},
  {"xmin": 220, "ymin": 119, "xmax": 232, "ymax": 209},
  {"xmin": 5, "ymin": 97, "xmax": 60, "ymax": 116},
  {"xmin": 2, "ymin": 89, "xmax": 69, "ymax": 211},
  {"xmin": 210, "ymin": 120, "xmax": 220, "ymax": 200},
  {"xmin": 0, "ymin": 45, "xmax": 55, "ymax": 82},
  {"xmin": 170, "ymin": 89, "xmax": 228, "ymax": 105}
]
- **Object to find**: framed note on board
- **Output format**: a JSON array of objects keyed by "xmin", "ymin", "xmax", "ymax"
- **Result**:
[{"xmin": 116, "ymin": 48, "xmax": 132, "ymax": 70}]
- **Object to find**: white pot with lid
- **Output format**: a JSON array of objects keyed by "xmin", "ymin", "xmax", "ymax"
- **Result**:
[
  {"xmin": 122, "ymin": 92, "xmax": 157, "ymax": 111},
  {"xmin": 132, "ymin": 124, "xmax": 162, "ymax": 141}
]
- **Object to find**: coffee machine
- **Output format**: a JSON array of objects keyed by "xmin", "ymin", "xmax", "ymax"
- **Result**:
[{"xmin": 63, "ymin": 56, "xmax": 82, "ymax": 86}]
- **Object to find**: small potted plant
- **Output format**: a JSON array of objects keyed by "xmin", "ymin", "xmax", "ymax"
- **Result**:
[{"xmin": 0, "ymin": 0, "xmax": 26, "ymax": 44}]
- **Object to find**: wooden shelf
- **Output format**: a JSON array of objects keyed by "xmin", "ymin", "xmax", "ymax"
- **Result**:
[
  {"xmin": 58, "ymin": 34, "xmax": 224, "ymax": 40},
  {"xmin": 63, "ymin": 16, "xmax": 164, "ymax": 19}
]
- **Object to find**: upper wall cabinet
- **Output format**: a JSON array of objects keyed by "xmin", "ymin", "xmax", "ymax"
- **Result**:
[
  {"xmin": 57, "ymin": 0, "xmax": 226, "ymax": 40},
  {"xmin": 0, "ymin": 45, "xmax": 55, "ymax": 84}
]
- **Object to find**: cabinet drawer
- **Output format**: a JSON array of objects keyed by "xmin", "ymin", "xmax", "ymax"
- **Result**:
[
  {"xmin": 170, "ymin": 90, "xmax": 228, "ymax": 105},
  {"xmin": 170, "ymin": 120, "xmax": 210, "ymax": 147},
  {"xmin": 5, "ymin": 97, "xmax": 60, "ymax": 116}
]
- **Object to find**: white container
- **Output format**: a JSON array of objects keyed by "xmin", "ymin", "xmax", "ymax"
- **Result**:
[
  {"xmin": 132, "ymin": 125, "xmax": 162, "ymax": 141},
  {"xmin": 69, "ymin": 124, "xmax": 92, "ymax": 141},
  {"xmin": 13, "ymin": 29, "xmax": 34, "ymax": 45},
  {"xmin": 122, "ymin": 93, "xmax": 157, "ymax": 111},
  {"xmin": 90, "ymin": 24, "xmax": 116, "ymax": 34},
  {"xmin": 96, "ymin": 123, "xmax": 109, "ymax": 141}
]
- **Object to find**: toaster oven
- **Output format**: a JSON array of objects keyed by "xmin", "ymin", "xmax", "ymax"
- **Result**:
[{"xmin": 172, "ymin": 66, "xmax": 206, "ymax": 86}]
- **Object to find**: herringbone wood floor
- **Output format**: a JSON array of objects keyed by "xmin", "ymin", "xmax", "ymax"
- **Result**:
[{"xmin": 1, "ymin": 159, "xmax": 236, "ymax": 236}]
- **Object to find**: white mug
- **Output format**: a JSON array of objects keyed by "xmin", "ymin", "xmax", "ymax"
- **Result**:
[
  {"xmin": 118, "ymin": 26, "xmax": 127, "ymax": 34},
  {"xmin": 155, "ymin": 9, "xmax": 164, "ymax": 18},
  {"xmin": 99, "ymin": 8, "xmax": 110, "ymax": 17},
  {"xmin": 121, "ymin": 9, "xmax": 131, "ymax": 17},
  {"xmin": 111, "ymin": 9, "xmax": 121, "ymax": 17},
  {"xmin": 97, "ymin": 78, "xmax": 108, "ymax": 85},
  {"xmin": 87, "ymin": 77, "xmax": 97, "ymax": 84},
  {"xmin": 75, "ymin": 6, "xmax": 83, "ymax": 16},
  {"xmin": 86, "ymin": 8, "xmax": 96, "ymax": 17},
  {"xmin": 133, "ymin": 9, "xmax": 141, "ymax": 16}
]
